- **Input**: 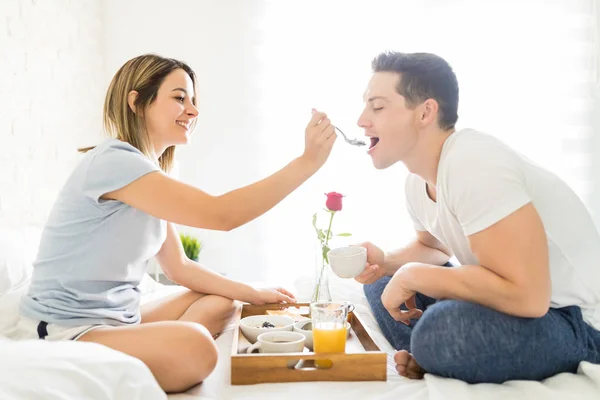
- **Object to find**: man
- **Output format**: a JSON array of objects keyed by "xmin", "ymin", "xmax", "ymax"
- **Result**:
[{"xmin": 354, "ymin": 51, "xmax": 600, "ymax": 383}]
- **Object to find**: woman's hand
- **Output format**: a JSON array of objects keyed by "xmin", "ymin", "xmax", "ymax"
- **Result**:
[
  {"xmin": 251, "ymin": 287, "xmax": 297, "ymax": 305},
  {"xmin": 301, "ymin": 109, "xmax": 337, "ymax": 168}
]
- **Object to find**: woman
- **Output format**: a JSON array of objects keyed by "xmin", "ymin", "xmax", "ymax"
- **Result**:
[{"xmin": 17, "ymin": 54, "xmax": 337, "ymax": 393}]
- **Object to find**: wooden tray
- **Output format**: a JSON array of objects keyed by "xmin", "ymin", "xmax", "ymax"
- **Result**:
[{"xmin": 231, "ymin": 302, "xmax": 387, "ymax": 385}]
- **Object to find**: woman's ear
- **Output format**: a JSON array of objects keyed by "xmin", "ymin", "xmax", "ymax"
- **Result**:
[{"xmin": 127, "ymin": 90, "xmax": 139, "ymax": 114}]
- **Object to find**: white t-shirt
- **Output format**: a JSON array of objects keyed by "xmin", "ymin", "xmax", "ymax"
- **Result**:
[{"xmin": 405, "ymin": 128, "xmax": 600, "ymax": 330}]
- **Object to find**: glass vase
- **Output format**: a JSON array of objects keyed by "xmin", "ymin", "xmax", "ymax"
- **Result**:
[{"xmin": 312, "ymin": 242, "xmax": 332, "ymax": 303}]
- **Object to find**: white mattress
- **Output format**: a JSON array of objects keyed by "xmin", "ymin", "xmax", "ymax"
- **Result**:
[{"xmin": 159, "ymin": 277, "xmax": 600, "ymax": 400}]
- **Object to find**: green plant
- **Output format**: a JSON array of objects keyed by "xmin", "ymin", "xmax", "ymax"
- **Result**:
[{"xmin": 180, "ymin": 233, "xmax": 202, "ymax": 261}]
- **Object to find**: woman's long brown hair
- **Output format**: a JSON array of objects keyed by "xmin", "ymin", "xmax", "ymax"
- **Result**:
[{"xmin": 79, "ymin": 54, "xmax": 197, "ymax": 173}]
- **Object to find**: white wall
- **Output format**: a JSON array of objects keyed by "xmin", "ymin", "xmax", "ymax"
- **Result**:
[{"xmin": 0, "ymin": 0, "xmax": 105, "ymax": 228}]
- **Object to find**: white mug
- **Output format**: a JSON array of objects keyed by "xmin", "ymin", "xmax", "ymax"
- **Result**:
[
  {"xmin": 246, "ymin": 331, "xmax": 305, "ymax": 354},
  {"xmin": 328, "ymin": 246, "xmax": 367, "ymax": 278}
]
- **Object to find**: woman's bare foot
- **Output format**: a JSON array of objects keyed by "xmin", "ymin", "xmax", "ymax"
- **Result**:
[{"xmin": 394, "ymin": 350, "xmax": 425, "ymax": 379}]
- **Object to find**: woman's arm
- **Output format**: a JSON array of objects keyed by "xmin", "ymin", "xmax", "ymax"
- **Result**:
[
  {"xmin": 105, "ymin": 111, "xmax": 336, "ymax": 231},
  {"xmin": 156, "ymin": 223, "xmax": 295, "ymax": 304}
]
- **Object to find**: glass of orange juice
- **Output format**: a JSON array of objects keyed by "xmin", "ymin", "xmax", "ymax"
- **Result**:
[{"xmin": 310, "ymin": 301, "xmax": 348, "ymax": 368}]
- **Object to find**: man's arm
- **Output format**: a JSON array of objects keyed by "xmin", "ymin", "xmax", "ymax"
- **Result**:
[
  {"xmin": 356, "ymin": 230, "xmax": 452, "ymax": 285},
  {"xmin": 385, "ymin": 203, "xmax": 551, "ymax": 318},
  {"xmin": 383, "ymin": 230, "xmax": 452, "ymax": 274}
]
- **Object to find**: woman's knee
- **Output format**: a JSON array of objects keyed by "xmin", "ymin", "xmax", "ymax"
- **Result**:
[
  {"xmin": 199, "ymin": 295, "xmax": 238, "ymax": 318},
  {"xmin": 214, "ymin": 296, "xmax": 238, "ymax": 319},
  {"xmin": 205, "ymin": 296, "xmax": 239, "ymax": 331},
  {"xmin": 171, "ymin": 322, "xmax": 219, "ymax": 384}
]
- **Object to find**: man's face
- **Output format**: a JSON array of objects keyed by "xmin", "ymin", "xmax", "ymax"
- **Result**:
[{"xmin": 357, "ymin": 72, "xmax": 421, "ymax": 169}]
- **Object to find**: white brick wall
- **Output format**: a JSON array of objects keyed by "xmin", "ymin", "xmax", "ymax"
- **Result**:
[{"xmin": 0, "ymin": 0, "xmax": 104, "ymax": 228}]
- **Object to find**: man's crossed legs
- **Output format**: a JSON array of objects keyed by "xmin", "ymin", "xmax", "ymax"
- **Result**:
[{"xmin": 364, "ymin": 273, "xmax": 600, "ymax": 383}]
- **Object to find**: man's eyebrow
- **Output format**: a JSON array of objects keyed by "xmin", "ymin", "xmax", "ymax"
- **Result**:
[{"xmin": 367, "ymin": 96, "xmax": 388, "ymax": 102}]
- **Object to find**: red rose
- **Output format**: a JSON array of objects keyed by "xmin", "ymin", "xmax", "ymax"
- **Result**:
[{"xmin": 325, "ymin": 192, "xmax": 344, "ymax": 212}]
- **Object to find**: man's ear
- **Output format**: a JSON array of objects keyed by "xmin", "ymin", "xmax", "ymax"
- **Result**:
[
  {"xmin": 420, "ymin": 99, "xmax": 439, "ymax": 127},
  {"xmin": 127, "ymin": 90, "xmax": 139, "ymax": 114}
]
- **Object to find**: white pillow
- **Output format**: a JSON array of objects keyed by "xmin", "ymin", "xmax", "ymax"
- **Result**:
[
  {"xmin": 0, "ymin": 226, "xmax": 40, "ymax": 296},
  {"xmin": 0, "ymin": 337, "xmax": 166, "ymax": 400},
  {"xmin": 0, "ymin": 226, "xmax": 41, "ymax": 337},
  {"xmin": 0, "ymin": 285, "xmax": 28, "ymax": 338}
]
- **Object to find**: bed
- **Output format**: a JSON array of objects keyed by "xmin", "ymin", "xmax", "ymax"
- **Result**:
[{"xmin": 1, "ymin": 225, "xmax": 599, "ymax": 399}]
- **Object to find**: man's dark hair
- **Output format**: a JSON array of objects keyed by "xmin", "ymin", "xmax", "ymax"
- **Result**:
[{"xmin": 372, "ymin": 51, "xmax": 459, "ymax": 130}]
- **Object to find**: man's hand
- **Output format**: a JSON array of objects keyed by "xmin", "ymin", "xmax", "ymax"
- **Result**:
[
  {"xmin": 355, "ymin": 263, "xmax": 387, "ymax": 285},
  {"xmin": 251, "ymin": 287, "xmax": 296, "ymax": 305},
  {"xmin": 381, "ymin": 269, "xmax": 422, "ymax": 325},
  {"xmin": 353, "ymin": 242, "xmax": 387, "ymax": 284}
]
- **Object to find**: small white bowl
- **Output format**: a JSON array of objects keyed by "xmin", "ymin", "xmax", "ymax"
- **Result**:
[
  {"xmin": 239, "ymin": 315, "xmax": 295, "ymax": 344},
  {"xmin": 293, "ymin": 320, "xmax": 351, "ymax": 351},
  {"xmin": 328, "ymin": 246, "xmax": 367, "ymax": 279}
]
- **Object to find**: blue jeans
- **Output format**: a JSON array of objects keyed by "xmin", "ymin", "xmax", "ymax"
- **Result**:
[{"xmin": 364, "ymin": 273, "xmax": 600, "ymax": 384}]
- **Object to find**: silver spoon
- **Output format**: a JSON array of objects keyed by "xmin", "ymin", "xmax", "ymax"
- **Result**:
[{"xmin": 335, "ymin": 126, "xmax": 367, "ymax": 147}]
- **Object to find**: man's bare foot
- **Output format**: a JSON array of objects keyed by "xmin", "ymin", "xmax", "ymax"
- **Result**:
[{"xmin": 394, "ymin": 350, "xmax": 425, "ymax": 379}]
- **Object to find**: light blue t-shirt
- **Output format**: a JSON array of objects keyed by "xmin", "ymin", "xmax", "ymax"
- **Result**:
[{"xmin": 20, "ymin": 139, "xmax": 167, "ymax": 326}]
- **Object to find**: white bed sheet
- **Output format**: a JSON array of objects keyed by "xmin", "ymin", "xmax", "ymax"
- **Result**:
[{"xmin": 160, "ymin": 277, "xmax": 600, "ymax": 400}]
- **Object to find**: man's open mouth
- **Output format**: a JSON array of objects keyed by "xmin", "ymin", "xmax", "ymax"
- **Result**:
[{"xmin": 369, "ymin": 137, "xmax": 380, "ymax": 150}]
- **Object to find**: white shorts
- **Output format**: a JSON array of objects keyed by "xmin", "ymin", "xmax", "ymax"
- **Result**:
[{"xmin": 14, "ymin": 316, "xmax": 111, "ymax": 341}]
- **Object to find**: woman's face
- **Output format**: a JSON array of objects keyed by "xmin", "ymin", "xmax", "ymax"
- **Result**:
[{"xmin": 143, "ymin": 68, "xmax": 198, "ymax": 152}]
